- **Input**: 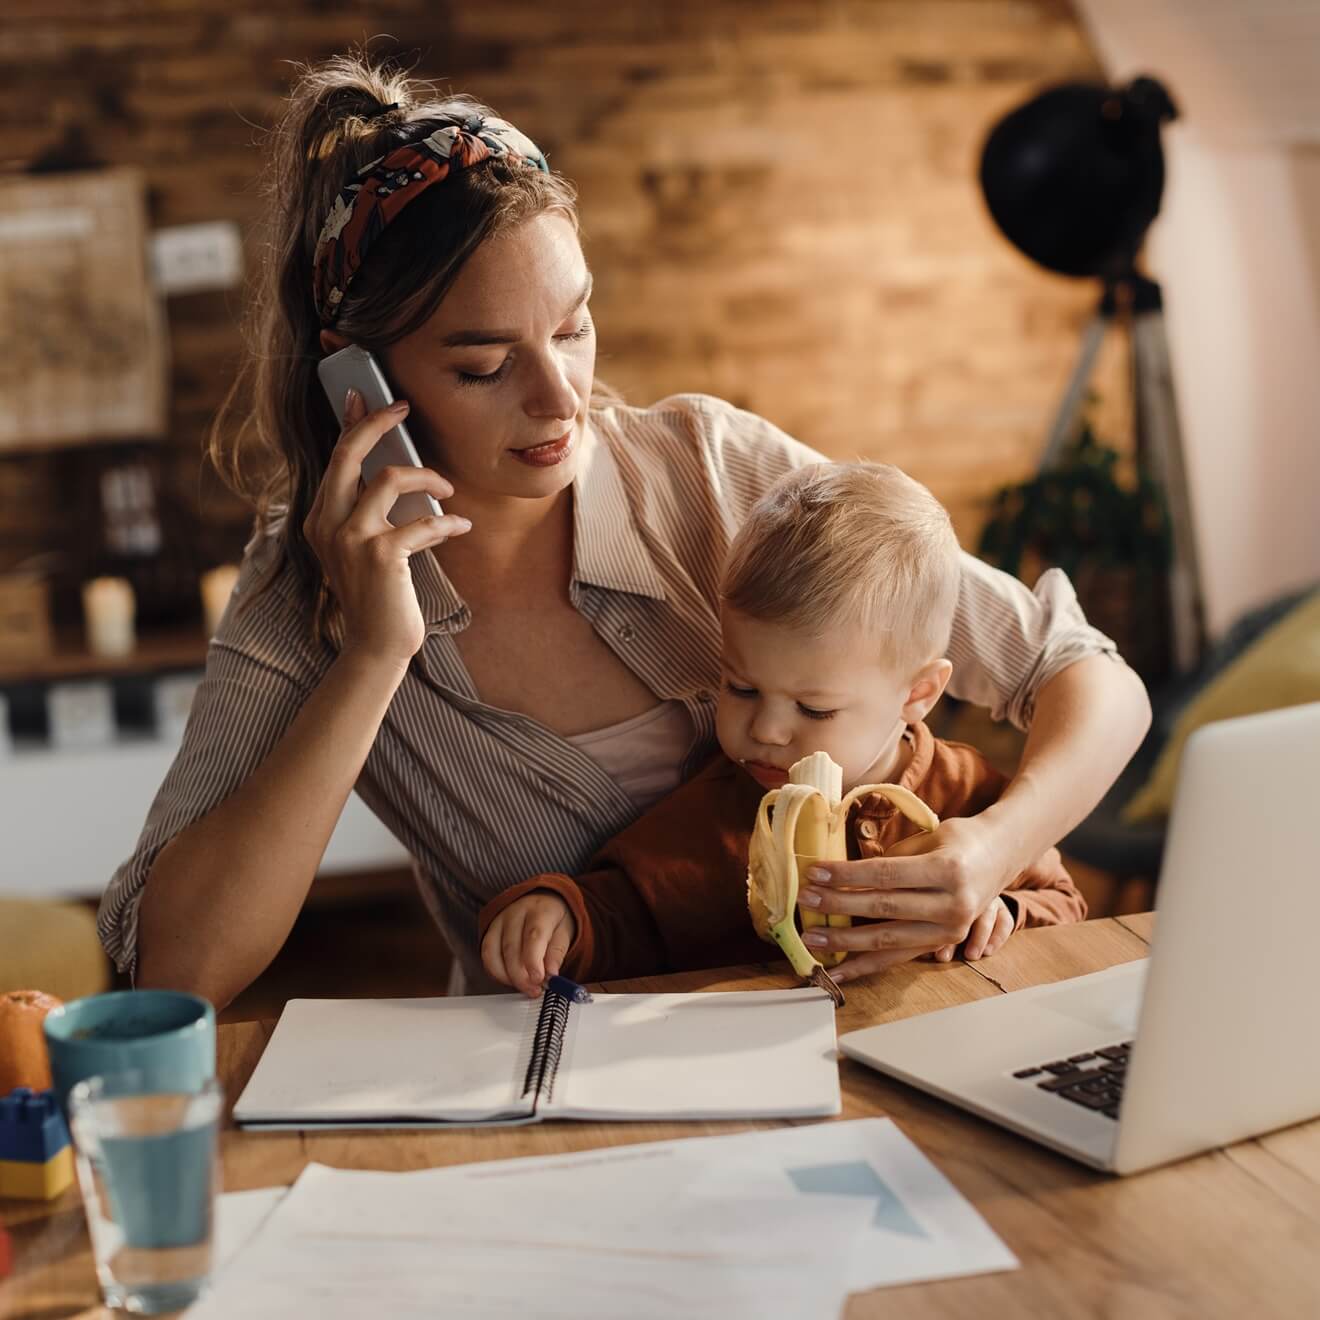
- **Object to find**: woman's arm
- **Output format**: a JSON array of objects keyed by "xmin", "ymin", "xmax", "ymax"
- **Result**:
[
  {"xmin": 135, "ymin": 650, "xmax": 409, "ymax": 1009},
  {"xmin": 799, "ymin": 654, "xmax": 1151, "ymax": 983},
  {"xmin": 114, "ymin": 392, "xmax": 465, "ymax": 1010},
  {"xmin": 963, "ymin": 653, "xmax": 1151, "ymax": 890}
]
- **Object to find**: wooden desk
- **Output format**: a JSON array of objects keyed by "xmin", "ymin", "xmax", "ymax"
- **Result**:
[{"xmin": 4, "ymin": 914, "xmax": 1319, "ymax": 1317}]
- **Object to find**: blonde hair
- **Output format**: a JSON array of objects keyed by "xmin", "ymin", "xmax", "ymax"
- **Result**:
[
  {"xmin": 721, "ymin": 462, "xmax": 961, "ymax": 674},
  {"xmin": 209, "ymin": 52, "xmax": 583, "ymax": 639}
]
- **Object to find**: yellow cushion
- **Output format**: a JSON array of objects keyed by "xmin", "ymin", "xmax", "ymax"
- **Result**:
[
  {"xmin": 1124, "ymin": 590, "xmax": 1320, "ymax": 821},
  {"xmin": 0, "ymin": 899, "xmax": 110, "ymax": 1001}
]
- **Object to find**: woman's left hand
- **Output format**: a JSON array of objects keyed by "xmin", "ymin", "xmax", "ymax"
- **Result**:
[{"xmin": 796, "ymin": 815, "xmax": 1015, "ymax": 984}]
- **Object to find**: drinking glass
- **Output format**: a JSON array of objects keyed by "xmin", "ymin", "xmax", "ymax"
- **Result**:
[{"xmin": 67, "ymin": 1072, "xmax": 223, "ymax": 1314}]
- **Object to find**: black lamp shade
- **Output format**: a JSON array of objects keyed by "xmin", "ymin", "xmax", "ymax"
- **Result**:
[{"xmin": 979, "ymin": 77, "xmax": 1178, "ymax": 279}]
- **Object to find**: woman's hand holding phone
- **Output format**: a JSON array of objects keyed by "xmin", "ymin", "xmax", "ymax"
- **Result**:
[{"xmin": 303, "ymin": 389, "xmax": 470, "ymax": 670}]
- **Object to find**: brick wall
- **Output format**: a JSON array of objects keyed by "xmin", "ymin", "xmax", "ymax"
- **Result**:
[{"xmin": 0, "ymin": 1, "xmax": 1124, "ymax": 623}]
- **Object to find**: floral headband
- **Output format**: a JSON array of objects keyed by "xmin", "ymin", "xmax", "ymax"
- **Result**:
[{"xmin": 312, "ymin": 113, "xmax": 550, "ymax": 326}]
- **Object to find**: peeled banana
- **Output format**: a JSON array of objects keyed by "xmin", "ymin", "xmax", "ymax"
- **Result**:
[{"xmin": 746, "ymin": 751, "xmax": 940, "ymax": 1007}]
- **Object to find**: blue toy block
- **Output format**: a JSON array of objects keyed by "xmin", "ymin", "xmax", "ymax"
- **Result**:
[
  {"xmin": 0, "ymin": 1088, "xmax": 74, "ymax": 1199},
  {"xmin": 0, "ymin": 1088, "xmax": 70, "ymax": 1164}
]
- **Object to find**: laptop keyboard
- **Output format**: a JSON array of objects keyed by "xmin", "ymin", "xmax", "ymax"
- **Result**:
[{"xmin": 1011, "ymin": 1043, "xmax": 1132, "ymax": 1119}]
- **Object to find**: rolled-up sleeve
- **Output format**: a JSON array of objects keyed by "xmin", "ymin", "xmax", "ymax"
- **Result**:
[
  {"xmin": 95, "ymin": 642, "xmax": 312, "ymax": 977},
  {"xmin": 945, "ymin": 560, "xmax": 1121, "ymax": 731},
  {"xmin": 686, "ymin": 394, "xmax": 1122, "ymax": 732}
]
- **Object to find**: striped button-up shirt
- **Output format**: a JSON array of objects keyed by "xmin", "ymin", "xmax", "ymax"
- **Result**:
[{"xmin": 98, "ymin": 394, "xmax": 1118, "ymax": 985}]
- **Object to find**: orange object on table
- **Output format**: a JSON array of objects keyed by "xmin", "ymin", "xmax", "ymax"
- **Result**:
[{"xmin": 0, "ymin": 991, "xmax": 63, "ymax": 1094}]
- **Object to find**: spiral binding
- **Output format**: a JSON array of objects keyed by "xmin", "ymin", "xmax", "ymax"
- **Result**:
[{"xmin": 521, "ymin": 990, "xmax": 571, "ymax": 1107}]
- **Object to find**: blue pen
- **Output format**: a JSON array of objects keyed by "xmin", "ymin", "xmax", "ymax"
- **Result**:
[{"xmin": 546, "ymin": 974, "xmax": 593, "ymax": 1004}]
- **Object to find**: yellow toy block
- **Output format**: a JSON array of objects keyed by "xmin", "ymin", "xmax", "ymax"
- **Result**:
[{"xmin": 0, "ymin": 1145, "xmax": 74, "ymax": 1200}]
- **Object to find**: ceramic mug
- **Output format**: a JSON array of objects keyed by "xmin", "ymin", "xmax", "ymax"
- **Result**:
[{"xmin": 43, "ymin": 990, "xmax": 216, "ymax": 1112}]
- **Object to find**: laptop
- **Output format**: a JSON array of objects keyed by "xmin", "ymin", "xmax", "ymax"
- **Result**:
[{"xmin": 839, "ymin": 702, "xmax": 1320, "ymax": 1175}]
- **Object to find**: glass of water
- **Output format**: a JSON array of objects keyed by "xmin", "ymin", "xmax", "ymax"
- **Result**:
[{"xmin": 68, "ymin": 1072, "xmax": 223, "ymax": 1314}]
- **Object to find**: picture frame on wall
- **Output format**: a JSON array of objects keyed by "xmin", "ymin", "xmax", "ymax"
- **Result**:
[{"xmin": 0, "ymin": 167, "xmax": 168, "ymax": 451}]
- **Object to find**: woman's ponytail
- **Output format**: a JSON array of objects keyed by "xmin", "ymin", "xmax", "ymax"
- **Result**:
[{"xmin": 206, "ymin": 52, "xmax": 579, "ymax": 643}]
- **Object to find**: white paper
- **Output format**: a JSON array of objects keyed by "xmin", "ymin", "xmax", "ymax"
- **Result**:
[
  {"xmin": 550, "ymin": 988, "xmax": 840, "ymax": 1119},
  {"xmin": 213, "ymin": 1187, "xmax": 286, "ymax": 1271},
  {"xmin": 195, "ymin": 1119, "xmax": 1015, "ymax": 1317},
  {"xmin": 398, "ymin": 1117, "xmax": 1018, "ymax": 1293},
  {"xmin": 232, "ymin": 996, "xmax": 534, "ymax": 1124},
  {"xmin": 678, "ymin": 1118, "xmax": 1020, "ymax": 1291},
  {"xmin": 188, "ymin": 1161, "xmax": 868, "ymax": 1320}
]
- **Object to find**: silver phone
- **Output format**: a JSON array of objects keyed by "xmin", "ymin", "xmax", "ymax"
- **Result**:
[{"xmin": 317, "ymin": 344, "xmax": 443, "ymax": 526}]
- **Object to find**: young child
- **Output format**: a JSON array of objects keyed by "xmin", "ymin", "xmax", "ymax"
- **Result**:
[{"xmin": 480, "ymin": 462, "xmax": 1085, "ymax": 995}]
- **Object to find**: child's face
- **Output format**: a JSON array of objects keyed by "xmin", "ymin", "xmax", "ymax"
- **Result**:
[{"xmin": 716, "ymin": 607, "xmax": 921, "ymax": 793}]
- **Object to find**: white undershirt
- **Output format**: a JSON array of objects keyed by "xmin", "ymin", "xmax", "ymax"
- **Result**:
[{"xmin": 567, "ymin": 699, "xmax": 695, "ymax": 811}]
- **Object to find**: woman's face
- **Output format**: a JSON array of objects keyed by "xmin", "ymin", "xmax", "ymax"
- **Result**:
[{"xmin": 379, "ymin": 212, "xmax": 596, "ymax": 505}]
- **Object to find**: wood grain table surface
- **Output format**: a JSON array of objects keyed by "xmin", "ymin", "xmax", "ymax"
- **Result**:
[{"xmin": 4, "ymin": 913, "xmax": 1319, "ymax": 1318}]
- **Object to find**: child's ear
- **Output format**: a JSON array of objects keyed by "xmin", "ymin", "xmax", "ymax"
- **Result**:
[{"xmin": 900, "ymin": 658, "xmax": 953, "ymax": 724}]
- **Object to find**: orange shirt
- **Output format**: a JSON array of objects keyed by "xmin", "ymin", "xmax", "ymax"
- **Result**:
[{"xmin": 480, "ymin": 721, "xmax": 1086, "ymax": 983}]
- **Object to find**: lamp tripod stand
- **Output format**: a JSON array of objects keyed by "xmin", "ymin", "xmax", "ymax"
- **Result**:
[{"xmin": 1039, "ymin": 272, "xmax": 1206, "ymax": 675}]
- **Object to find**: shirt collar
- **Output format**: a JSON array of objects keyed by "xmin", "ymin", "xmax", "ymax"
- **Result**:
[
  {"xmin": 570, "ymin": 418, "xmax": 668, "ymax": 602},
  {"xmin": 895, "ymin": 722, "xmax": 934, "ymax": 792},
  {"xmin": 851, "ymin": 724, "xmax": 936, "ymax": 820},
  {"xmin": 413, "ymin": 546, "xmax": 469, "ymax": 633}
]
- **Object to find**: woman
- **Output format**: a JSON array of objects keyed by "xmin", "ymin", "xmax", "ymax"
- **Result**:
[{"xmin": 99, "ymin": 56, "xmax": 1149, "ymax": 1009}]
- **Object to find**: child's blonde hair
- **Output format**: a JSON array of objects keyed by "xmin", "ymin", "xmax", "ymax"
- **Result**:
[{"xmin": 721, "ymin": 462, "xmax": 961, "ymax": 674}]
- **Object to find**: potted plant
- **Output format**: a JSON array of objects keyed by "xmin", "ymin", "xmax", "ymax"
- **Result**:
[{"xmin": 978, "ymin": 407, "xmax": 1174, "ymax": 682}]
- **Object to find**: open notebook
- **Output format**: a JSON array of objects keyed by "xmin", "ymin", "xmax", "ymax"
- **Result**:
[{"xmin": 233, "ymin": 987, "xmax": 841, "ymax": 1128}]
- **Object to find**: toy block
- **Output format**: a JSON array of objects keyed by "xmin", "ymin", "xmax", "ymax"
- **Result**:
[
  {"xmin": 0, "ymin": 1224, "xmax": 10, "ymax": 1278},
  {"xmin": 0, "ymin": 1151, "xmax": 73, "ymax": 1199},
  {"xmin": 0, "ymin": 1088, "xmax": 69, "ymax": 1163},
  {"xmin": 0, "ymin": 1088, "xmax": 74, "ymax": 1201}
]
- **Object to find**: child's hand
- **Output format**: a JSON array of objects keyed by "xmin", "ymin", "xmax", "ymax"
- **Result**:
[
  {"xmin": 930, "ymin": 896, "xmax": 1013, "ymax": 963},
  {"xmin": 481, "ymin": 893, "xmax": 577, "ymax": 997}
]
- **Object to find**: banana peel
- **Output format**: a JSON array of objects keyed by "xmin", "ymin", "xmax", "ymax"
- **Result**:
[{"xmin": 747, "ymin": 752, "xmax": 940, "ymax": 1007}]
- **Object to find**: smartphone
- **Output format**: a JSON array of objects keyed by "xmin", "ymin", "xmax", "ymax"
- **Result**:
[{"xmin": 317, "ymin": 344, "xmax": 443, "ymax": 526}]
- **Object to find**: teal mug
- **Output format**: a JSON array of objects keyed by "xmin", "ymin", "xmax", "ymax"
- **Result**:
[{"xmin": 42, "ymin": 990, "xmax": 216, "ymax": 1113}]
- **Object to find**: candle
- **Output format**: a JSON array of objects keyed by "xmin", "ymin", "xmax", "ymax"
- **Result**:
[
  {"xmin": 81, "ymin": 577, "xmax": 135, "ymax": 658},
  {"xmin": 200, "ymin": 564, "xmax": 240, "ymax": 636}
]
